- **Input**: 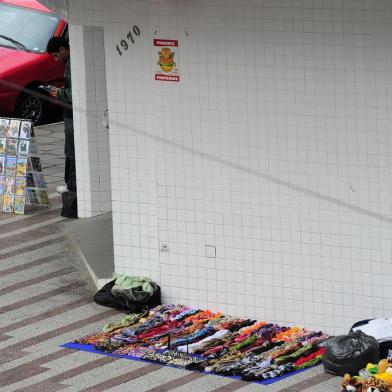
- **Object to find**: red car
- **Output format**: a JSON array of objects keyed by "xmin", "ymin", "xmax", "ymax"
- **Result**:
[{"xmin": 0, "ymin": 0, "xmax": 67, "ymax": 124}]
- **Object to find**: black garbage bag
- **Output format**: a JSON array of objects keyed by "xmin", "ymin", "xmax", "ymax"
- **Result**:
[{"xmin": 323, "ymin": 330, "xmax": 379, "ymax": 376}]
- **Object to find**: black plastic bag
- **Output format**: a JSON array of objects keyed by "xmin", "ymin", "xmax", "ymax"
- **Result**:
[
  {"xmin": 94, "ymin": 280, "xmax": 130, "ymax": 312},
  {"xmin": 350, "ymin": 319, "xmax": 392, "ymax": 359},
  {"xmin": 61, "ymin": 191, "xmax": 77, "ymax": 218},
  {"xmin": 323, "ymin": 330, "xmax": 379, "ymax": 376},
  {"xmin": 94, "ymin": 280, "xmax": 161, "ymax": 313}
]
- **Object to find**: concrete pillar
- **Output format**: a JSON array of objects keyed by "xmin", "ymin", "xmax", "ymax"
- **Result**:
[{"xmin": 69, "ymin": 24, "xmax": 111, "ymax": 218}]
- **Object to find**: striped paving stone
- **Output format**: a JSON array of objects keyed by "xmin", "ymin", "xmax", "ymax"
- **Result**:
[
  {"xmin": 169, "ymin": 378, "xmax": 252, "ymax": 392},
  {"xmin": 0, "ymin": 202, "xmax": 61, "ymax": 225},
  {"xmin": 275, "ymin": 372, "xmax": 335, "ymax": 392},
  {"xmin": 0, "ymin": 304, "xmax": 116, "ymax": 347},
  {"xmin": 0, "ymin": 272, "xmax": 85, "ymax": 311},
  {"xmin": 0, "ymin": 235, "xmax": 66, "ymax": 261},
  {"xmin": 0, "ymin": 208, "xmax": 62, "ymax": 235},
  {"xmin": 146, "ymin": 371, "xmax": 206, "ymax": 392},
  {"xmin": 0, "ymin": 297, "xmax": 92, "ymax": 334},
  {"xmin": 0, "ymin": 241, "xmax": 69, "ymax": 272},
  {"xmin": 11, "ymin": 356, "xmax": 119, "ymax": 391},
  {"xmin": 0, "ymin": 313, "xmax": 123, "ymax": 386},
  {"xmin": 302, "ymin": 376, "xmax": 341, "ymax": 391},
  {"xmin": 209, "ymin": 381, "xmax": 258, "ymax": 392},
  {"xmin": 0, "ymin": 349, "xmax": 76, "ymax": 387},
  {"xmin": 224, "ymin": 367, "xmax": 331, "ymax": 392},
  {"xmin": 0, "ymin": 280, "xmax": 93, "ymax": 325},
  {"xmin": 0, "ymin": 309, "xmax": 115, "ymax": 370},
  {"xmin": 0, "ymin": 251, "xmax": 68, "ymax": 277},
  {"xmin": 65, "ymin": 362, "xmax": 161, "ymax": 391},
  {"xmin": 0, "ymin": 309, "xmax": 117, "ymax": 365},
  {"xmin": 0, "ymin": 266, "xmax": 74, "ymax": 294},
  {"xmin": 104, "ymin": 366, "xmax": 205, "ymax": 392},
  {"xmin": 0, "ymin": 221, "xmax": 66, "ymax": 249}
]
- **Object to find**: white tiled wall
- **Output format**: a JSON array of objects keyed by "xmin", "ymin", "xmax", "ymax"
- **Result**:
[{"xmin": 63, "ymin": 0, "xmax": 392, "ymax": 335}]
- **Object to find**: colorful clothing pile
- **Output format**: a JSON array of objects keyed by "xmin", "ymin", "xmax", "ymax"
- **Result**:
[{"xmin": 74, "ymin": 304, "xmax": 329, "ymax": 381}]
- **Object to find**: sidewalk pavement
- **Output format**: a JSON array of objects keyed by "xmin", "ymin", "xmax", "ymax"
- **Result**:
[{"xmin": 0, "ymin": 122, "xmax": 340, "ymax": 391}]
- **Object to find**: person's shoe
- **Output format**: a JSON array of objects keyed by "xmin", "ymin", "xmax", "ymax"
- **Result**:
[{"xmin": 56, "ymin": 185, "xmax": 68, "ymax": 194}]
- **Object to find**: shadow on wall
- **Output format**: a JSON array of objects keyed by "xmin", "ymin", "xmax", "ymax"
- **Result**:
[{"xmin": 1, "ymin": 78, "xmax": 390, "ymax": 225}]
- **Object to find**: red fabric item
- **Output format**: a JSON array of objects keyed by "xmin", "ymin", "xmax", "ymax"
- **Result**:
[{"xmin": 294, "ymin": 347, "xmax": 325, "ymax": 366}]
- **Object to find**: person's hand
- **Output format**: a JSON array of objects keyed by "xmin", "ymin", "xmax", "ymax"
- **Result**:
[{"xmin": 49, "ymin": 86, "xmax": 59, "ymax": 98}]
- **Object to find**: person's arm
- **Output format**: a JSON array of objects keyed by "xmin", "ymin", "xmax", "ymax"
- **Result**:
[
  {"xmin": 56, "ymin": 86, "xmax": 72, "ymax": 104},
  {"xmin": 50, "ymin": 60, "xmax": 72, "ymax": 104}
]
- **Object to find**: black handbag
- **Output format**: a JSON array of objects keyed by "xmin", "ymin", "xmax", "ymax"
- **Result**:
[{"xmin": 323, "ymin": 330, "xmax": 379, "ymax": 376}]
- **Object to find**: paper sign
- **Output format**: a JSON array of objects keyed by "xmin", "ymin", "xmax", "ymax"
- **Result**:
[{"xmin": 154, "ymin": 39, "xmax": 180, "ymax": 82}]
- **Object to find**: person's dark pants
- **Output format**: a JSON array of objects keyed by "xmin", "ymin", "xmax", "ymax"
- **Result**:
[
  {"xmin": 62, "ymin": 117, "xmax": 77, "ymax": 218},
  {"xmin": 64, "ymin": 117, "xmax": 76, "ymax": 191}
]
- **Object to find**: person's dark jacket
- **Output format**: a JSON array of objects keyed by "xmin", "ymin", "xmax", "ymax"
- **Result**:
[{"xmin": 57, "ymin": 59, "xmax": 73, "ymax": 119}]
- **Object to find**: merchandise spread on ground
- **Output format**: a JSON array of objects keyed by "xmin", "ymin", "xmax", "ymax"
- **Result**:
[{"xmin": 64, "ymin": 304, "xmax": 329, "ymax": 384}]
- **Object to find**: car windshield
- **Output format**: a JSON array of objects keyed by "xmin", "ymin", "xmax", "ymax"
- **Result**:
[{"xmin": 0, "ymin": 3, "xmax": 59, "ymax": 53}]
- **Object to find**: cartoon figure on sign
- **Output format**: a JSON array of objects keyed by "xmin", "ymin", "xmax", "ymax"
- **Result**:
[{"xmin": 157, "ymin": 47, "xmax": 176, "ymax": 73}]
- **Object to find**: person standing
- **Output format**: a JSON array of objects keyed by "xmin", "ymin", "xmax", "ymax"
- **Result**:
[{"xmin": 46, "ymin": 37, "xmax": 77, "ymax": 218}]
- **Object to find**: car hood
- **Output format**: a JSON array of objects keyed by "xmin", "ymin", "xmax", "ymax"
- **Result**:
[{"xmin": 0, "ymin": 46, "xmax": 44, "ymax": 77}]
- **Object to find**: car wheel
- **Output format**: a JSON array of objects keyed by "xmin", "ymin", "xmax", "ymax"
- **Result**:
[{"xmin": 15, "ymin": 88, "xmax": 48, "ymax": 126}]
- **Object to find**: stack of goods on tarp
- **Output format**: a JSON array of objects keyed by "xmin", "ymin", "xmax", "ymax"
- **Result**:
[
  {"xmin": 75, "ymin": 304, "xmax": 329, "ymax": 381},
  {"xmin": 340, "ymin": 357, "xmax": 392, "ymax": 392}
]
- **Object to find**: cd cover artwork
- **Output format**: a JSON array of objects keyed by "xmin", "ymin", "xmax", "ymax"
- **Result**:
[
  {"xmin": 16, "ymin": 158, "xmax": 27, "ymax": 177},
  {"xmin": 19, "ymin": 121, "xmax": 31, "ymax": 139},
  {"xmin": 2, "ymin": 123, "xmax": 12, "ymax": 138},
  {"xmin": 14, "ymin": 196, "xmax": 25, "ymax": 215},
  {"xmin": 6, "ymin": 138, "xmax": 18, "ymax": 156},
  {"xmin": 18, "ymin": 140, "xmax": 29, "ymax": 158},
  {"xmin": 5, "ymin": 156, "xmax": 16, "ymax": 176},
  {"xmin": 37, "ymin": 189, "xmax": 49, "ymax": 205},
  {"xmin": 32, "ymin": 173, "xmax": 46, "ymax": 188},
  {"xmin": 0, "ymin": 118, "xmax": 9, "ymax": 136},
  {"xmin": 26, "ymin": 172, "xmax": 35, "ymax": 187},
  {"xmin": 29, "ymin": 140, "xmax": 38, "ymax": 155},
  {"xmin": 30, "ymin": 156, "xmax": 42, "ymax": 172},
  {"xmin": 9, "ymin": 120, "xmax": 21, "ymax": 138},
  {"xmin": 3, "ymin": 176, "xmax": 15, "ymax": 194},
  {"xmin": 15, "ymin": 177, "xmax": 26, "ymax": 196},
  {"xmin": 0, "ymin": 138, "xmax": 5, "ymax": 155},
  {"xmin": 3, "ymin": 193, "xmax": 14, "ymax": 212},
  {"xmin": 26, "ymin": 188, "xmax": 39, "ymax": 204}
]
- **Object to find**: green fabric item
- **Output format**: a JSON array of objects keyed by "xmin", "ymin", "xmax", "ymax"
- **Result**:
[
  {"xmin": 275, "ymin": 344, "xmax": 313, "ymax": 364},
  {"xmin": 229, "ymin": 334, "xmax": 257, "ymax": 352},
  {"xmin": 102, "ymin": 312, "xmax": 145, "ymax": 333},
  {"xmin": 112, "ymin": 273, "xmax": 154, "ymax": 294},
  {"xmin": 294, "ymin": 354, "xmax": 323, "ymax": 369},
  {"xmin": 57, "ymin": 59, "xmax": 72, "ymax": 104}
]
